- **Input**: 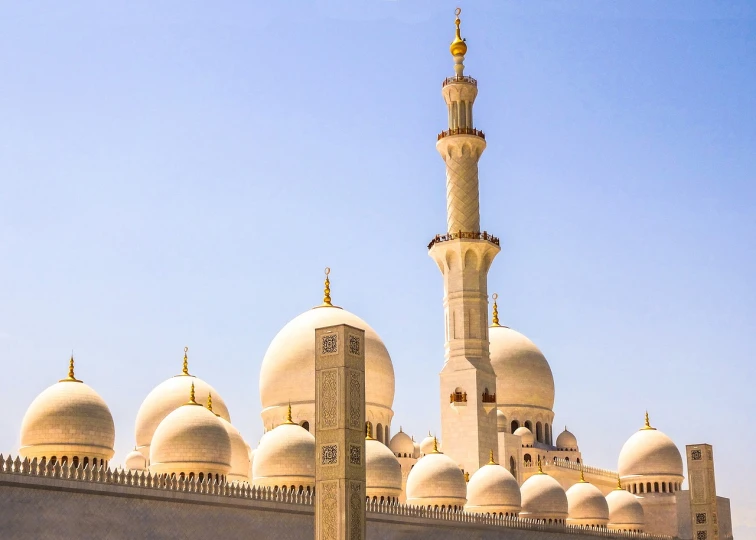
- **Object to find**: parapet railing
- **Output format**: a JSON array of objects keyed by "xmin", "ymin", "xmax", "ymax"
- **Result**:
[
  {"xmin": 522, "ymin": 457, "xmax": 619, "ymax": 479},
  {"xmin": 437, "ymin": 127, "xmax": 486, "ymax": 140},
  {"xmin": 428, "ymin": 231, "xmax": 500, "ymax": 250},
  {"xmin": 0, "ymin": 453, "xmax": 667, "ymax": 540},
  {"xmin": 442, "ymin": 75, "xmax": 477, "ymax": 87}
]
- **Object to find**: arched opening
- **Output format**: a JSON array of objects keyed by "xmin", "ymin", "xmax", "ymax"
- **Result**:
[
  {"xmin": 300, "ymin": 420, "xmax": 310, "ymax": 432},
  {"xmin": 49, "ymin": 456, "xmax": 57, "ymax": 466},
  {"xmin": 576, "ymin": 458, "xmax": 581, "ymax": 464},
  {"xmin": 646, "ymin": 482, "xmax": 652, "ymax": 493},
  {"xmin": 83, "ymin": 457, "xmax": 89, "ymax": 468},
  {"xmin": 199, "ymin": 473, "xmax": 204, "ymax": 482},
  {"xmin": 545, "ymin": 423, "xmax": 551, "ymax": 445},
  {"xmin": 524, "ymin": 453, "xmax": 532, "ymax": 464},
  {"xmin": 384, "ymin": 425, "xmax": 389, "ymax": 444},
  {"xmin": 376, "ymin": 423, "xmax": 384, "ymax": 443},
  {"xmin": 536, "ymin": 422, "xmax": 543, "ymax": 443},
  {"xmin": 189, "ymin": 472, "xmax": 195, "ymax": 481},
  {"xmin": 654, "ymin": 482, "xmax": 659, "ymax": 493},
  {"xmin": 511, "ymin": 420, "xmax": 519, "ymax": 433},
  {"xmin": 72, "ymin": 456, "xmax": 79, "ymax": 469},
  {"xmin": 524, "ymin": 420, "xmax": 532, "ymax": 431},
  {"xmin": 564, "ymin": 457, "xmax": 569, "ymax": 462},
  {"xmin": 509, "ymin": 456, "xmax": 516, "ymax": 477}
]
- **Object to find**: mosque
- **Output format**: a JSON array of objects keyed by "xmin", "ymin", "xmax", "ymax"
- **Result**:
[{"xmin": 1, "ymin": 10, "xmax": 732, "ymax": 540}]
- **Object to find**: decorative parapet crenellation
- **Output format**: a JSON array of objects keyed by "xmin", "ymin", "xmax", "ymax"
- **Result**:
[
  {"xmin": 427, "ymin": 231, "xmax": 499, "ymax": 250},
  {"xmin": 437, "ymin": 127, "xmax": 485, "ymax": 140},
  {"xmin": 522, "ymin": 457, "xmax": 618, "ymax": 479},
  {"xmin": 0, "ymin": 453, "xmax": 666, "ymax": 539},
  {"xmin": 442, "ymin": 75, "xmax": 477, "ymax": 87}
]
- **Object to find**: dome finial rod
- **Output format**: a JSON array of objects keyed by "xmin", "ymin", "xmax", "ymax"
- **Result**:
[
  {"xmin": 449, "ymin": 7, "xmax": 468, "ymax": 68},
  {"xmin": 284, "ymin": 402, "xmax": 294, "ymax": 424},
  {"xmin": 60, "ymin": 353, "xmax": 82, "ymax": 383},
  {"xmin": 322, "ymin": 267, "xmax": 332, "ymax": 307},
  {"xmin": 642, "ymin": 410, "xmax": 656, "ymax": 430},
  {"xmin": 616, "ymin": 474, "xmax": 623, "ymax": 490},
  {"xmin": 579, "ymin": 465, "xmax": 586, "ymax": 483},
  {"xmin": 182, "ymin": 346, "xmax": 190, "ymax": 376},
  {"xmin": 537, "ymin": 456, "xmax": 544, "ymax": 474},
  {"xmin": 206, "ymin": 392, "xmax": 213, "ymax": 412},
  {"xmin": 488, "ymin": 449, "xmax": 496, "ymax": 465},
  {"xmin": 188, "ymin": 382, "xmax": 198, "ymax": 405},
  {"xmin": 432, "ymin": 436, "xmax": 440, "ymax": 454},
  {"xmin": 366, "ymin": 422, "xmax": 373, "ymax": 440},
  {"xmin": 491, "ymin": 293, "xmax": 500, "ymax": 326}
]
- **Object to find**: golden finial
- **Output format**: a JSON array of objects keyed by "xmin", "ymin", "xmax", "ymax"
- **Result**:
[
  {"xmin": 616, "ymin": 475, "xmax": 623, "ymax": 490},
  {"xmin": 464, "ymin": 471, "xmax": 470, "ymax": 482},
  {"xmin": 182, "ymin": 346, "xmax": 190, "ymax": 376},
  {"xmin": 206, "ymin": 392, "xmax": 213, "ymax": 412},
  {"xmin": 432, "ymin": 436, "xmax": 440, "ymax": 453},
  {"xmin": 488, "ymin": 449, "xmax": 496, "ymax": 465},
  {"xmin": 188, "ymin": 382, "xmax": 198, "ymax": 405},
  {"xmin": 579, "ymin": 466, "xmax": 586, "ymax": 483},
  {"xmin": 450, "ymin": 8, "xmax": 467, "ymax": 57},
  {"xmin": 537, "ymin": 456, "xmax": 544, "ymax": 474},
  {"xmin": 642, "ymin": 410, "xmax": 656, "ymax": 431},
  {"xmin": 366, "ymin": 422, "xmax": 374, "ymax": 440},
  {"xmin": 491, "ymin": 293, "xmax": 500, "ymax": 326},
  {"xmin": 284, "ymin": 402, "xmax": 294, "ymax": 424},
  {"xmin": 322, "ymin": 267, "xmax": 333, "ymax": 307},
  {"xmin": 60, "ymin": 354, "xmax": 81, "ymax": 383}
]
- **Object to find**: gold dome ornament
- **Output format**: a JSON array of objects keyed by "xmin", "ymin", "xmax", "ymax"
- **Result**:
[
  {"xmin": 450, "ymin": 8, "xmax": 467, "ymax": 57},
  {"xmin": 491, "ymin": 293, "xmax": 500, "ymax": 326},
  {"xmin": 181, "ymin": 346, "xmax": 190, "ymax": 376},
  {"xmin": 641, "ymin": 410, "xmax": 657, "ymax": 431},
  {"xmin": 59, "ymin": 354, "xmax": 82, "ymax": 383}
]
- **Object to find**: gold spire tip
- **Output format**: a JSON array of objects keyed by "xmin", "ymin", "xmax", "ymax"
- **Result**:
[
  {"xmin": 60, "ymin": 353, "xmax": 82, "ymax": 383},
  {"xmin": 366, "ymin": 422, "xmax": 373, "ymax": 440},
  {"xmin": 537, "ymin": 456, "xmax": 544, "ymax": 474},
  {"xmin": 432, "ymin": 436, "xmax": 440, "ymax": 453},
  {"xmin": 188, "ymin": 382, "xmax": 198, "ymax": 405},
  {"xmin": 206, "ymin": 392, "xmax": 213, "ymax": 412},
  {"xmin": 579, "ymin": 467, "xmax": 586, "ymax": 483},
  {"xmin": 182, "ymin": 346, "xmax": 190, "ymax": 376},
  {"xmin": 642, "ymin": 410, "xmax": 656, "ymax": 430},
  {"xmin": 488, "ymin": 449, "xmax": 496, "ymax": 465},
  {"xmin": 284, "ymin": 402, "xmax": 294, "ymax": 424},
  {"xmin": 491, "ymin": 293, "xmax": 500, "ymax": 326},
  {"xmin": 450, "ymin": 7, "xmax": 467, "ymax": 57},
  {"xmin": 321, "ymin": 267, "xmax": 333, "ymax": 307},
  {"xmin": 616, "ymin": 475, "xmax": 623, "ymax": 490}
]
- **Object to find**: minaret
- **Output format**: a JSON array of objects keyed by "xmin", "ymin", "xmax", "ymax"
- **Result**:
[{"xmin": 429, "ymin": 8, "xmax": 500, "ymax": 476}]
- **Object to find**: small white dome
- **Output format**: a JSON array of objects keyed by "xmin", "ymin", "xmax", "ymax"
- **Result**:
[
  {"xmin": 413, "ymin": 441, "xmax": 421, "ymax": 459},
  {"xmin": 259, "ymin": 305, "xmax": 395, "ymax": 430},
  {"xmin": 496, "ymin": 410, "xmax": 507, "ymax": 432},
  {"xmin": 125, "ymin": 449, "xmax": 146, "ymax": 471},
  {"xmin": 489, "ymin": 325, "xmax": 554, "ymax": 410},
  {"xmin": 556, "ymin": 428, "xmax": 578, "ymax": 451},
  {"xmin": 366, "ymin": 437, "xmax": 402, "ymax": 501},
  {"xmin": 419, "ymin": 434, "xmax": 436, "ymax": 456},
  {"xmin": 149, "ymin": 396, "xmax": 232, "ymax": 479},
  {"xmin": 618, "ymin": 416, "xmax": 683, "ymax": 479},
  {"xmin": 520, "ymin": 472, "xmax": 568, "ymax": 521},
  {"xmin": 389, "ymin": 428, "xmax": 415, "ymax": 457},
  {"xmin": 514, "ymin": 426, "xmax": 535, "ymax": 447},
  {"xmin": 566, "ymin": 480, "xmax": 610, "ymax": 526},
  {"xmin": 135, "ymin": 370, "xmax": 229, "ymax": 456},
  {"xmin": 607, "ymin": 486, "xmax": 644, "ymax": 531},
  {"xmin": 406, "ymin": 447, "xmax": 466, "ymax": 509},
  {"xmin": 465, "ymin": 458, "xmax": 521, "ymax": 515},
  {"xmin": 20, "ymin": 364, "xmax": 115, "ymax": 464},
  {"xmin": 218, "ymin": 417, "xmax": 250, "ymax": 483},
  {"xmin": 253, "ymin": 418, "xmax": 315, "ymax": 490}
]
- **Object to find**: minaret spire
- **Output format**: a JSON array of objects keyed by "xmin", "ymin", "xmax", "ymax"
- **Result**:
[{"xmin": 429, "ymin": 8, "xmax": 500, "ymax": 475}]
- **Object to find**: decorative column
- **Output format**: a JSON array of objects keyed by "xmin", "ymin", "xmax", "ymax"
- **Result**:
[
  {"xmin": 429, "ymin": 8, "xmax": 499, "ymax": 476},
  {"xmin": 315, "ymin": 324, "xmax": 366, "ymax": 540},
  {"xmin": 687, "ymin": 444, "xmax": 720, "ymax": 540}
]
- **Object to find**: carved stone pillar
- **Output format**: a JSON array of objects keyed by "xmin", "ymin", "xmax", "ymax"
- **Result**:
[{"xmin": 315, "ymin": 324, "xmax": 366, "ymax": 540}]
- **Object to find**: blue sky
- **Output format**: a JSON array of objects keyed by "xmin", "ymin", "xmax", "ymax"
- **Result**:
[{"xmin": 1, "ymin": 1, "xmax": 754, "ymax": 535}]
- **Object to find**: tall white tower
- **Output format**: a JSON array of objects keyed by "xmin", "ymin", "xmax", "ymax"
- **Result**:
[{"xmin": 429, "ymin": 9, "xmax": 500, "ymax": 476}]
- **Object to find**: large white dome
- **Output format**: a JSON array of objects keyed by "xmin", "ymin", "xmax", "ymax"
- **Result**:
[
  {"xmin": 259, "ymin": 305, "xmax": 395, "ymax": 430},
  {"xmin": 606, "ymin": 485, "xmax": 644, "ymax": 531},
  {"xmin": 135, "ymin": 360, "xmax": 230, "ymax": 457},
  {"xmin": 149, "ymin": 394, "xmax": 232, "ymax": 479},
  {"xmin": 389, "ymin": 428, "xmax": 415, "ymax": 457},
  {"xmin": 489, "ymin": 325, "xmax": 555, "ymax": 411},
  {"xmin": 520, "ymin": 471, "xmax": 568, "ymax": 522},
  {"xmin": 465, "ymin": 458, "xmax": 521, "ymax": 516},
  {"xmin": 566, "ymin": 479, "xmax": 609, "ymax": 527},
  {"xmin": 253, "ymin": 417, "xmax": 315, "ymax": 490},
  {"xmin": 406, "ymin": 444, "xmax": 466, "ymax": 509},
  {"xmin": 20, "ymin": 361, "xmax": 115, "ymax": 465},
  {"xmin": 366, "ymin": 436, "xmax": 402, "ymax": 502},
  {"xmin": 618, "ymin": 416, "xmax": 683, "ymax": 479}
]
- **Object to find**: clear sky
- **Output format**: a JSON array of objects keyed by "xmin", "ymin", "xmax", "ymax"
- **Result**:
[{"xmin": 1, "ymin": 1, "xmax": 754, "ymax": 536}]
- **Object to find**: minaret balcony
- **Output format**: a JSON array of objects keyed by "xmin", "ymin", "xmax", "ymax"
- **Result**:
[
  {"xmin": 427, "ymin": 231, "xmax": 500, "ymax": 250},
  {"xmin": 450, "ymin": 391, "xmax": 467, "ymax": 412},
  {"xmin": 482, "ymin": 391, "xmax": 497, "ymax": 414},
  {"xmin": 437, "ymin": 127, "xmax": 485, "ymax": 141},
  {"xmin": 442, "ymin": 75, "xmax": 477, "ymax": 88}
]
